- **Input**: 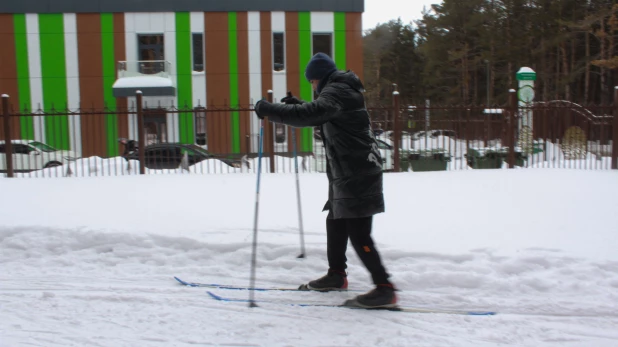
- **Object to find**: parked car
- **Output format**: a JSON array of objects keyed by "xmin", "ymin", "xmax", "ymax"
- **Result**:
[
  {"xmin": 411, "ymin": 130, "xmax": 456, "ymax": 141},
  {"xmin": 312, "ymin": 139, "xmax": 394, "ymax": 172},
  {"xmin": 123, "ymin": 142, "xmax": 242, "ymax": 170},
  {"xmin": 0, "ymin": 140, "xmax": 80, "ymax": 173}
]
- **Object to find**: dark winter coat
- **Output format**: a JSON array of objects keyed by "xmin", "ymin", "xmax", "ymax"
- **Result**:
[{"xmin": 256, "ymin": 70, "xmax": 385, "ymax": 219}]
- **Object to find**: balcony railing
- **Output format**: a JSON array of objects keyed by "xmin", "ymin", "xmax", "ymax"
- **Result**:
[{"xmin": 117, "ymin": 60, "xmax": 172, "ymax": 78}]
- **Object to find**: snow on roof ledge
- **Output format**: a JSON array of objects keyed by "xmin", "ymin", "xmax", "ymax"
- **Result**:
[
  {"xmin": 113, "ymin": 76, "xmax": 173, "ymax": 88},
  {"xmin": 112, "ymin": 76, "xmax": 175, "ymax": 97},
  {"xmin": 518, "ymin": 67, "xmax": 535, "ymax": 73}
]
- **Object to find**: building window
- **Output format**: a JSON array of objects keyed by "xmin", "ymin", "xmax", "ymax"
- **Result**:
[
  {"xmin": 138, "ymin": 34, "xmax": 165, "ymax": 74},
  {"xmin": 192, "ymin": 33, "xmax": 204, "ymax": 72},
  {"xmin": 143, "ymin": 108, "xmax": 167, "ymax": 145},
  {"xmin": 312, "ymin": 33, "xmax": 332, "ymax": 57},
  {"xmin": 273, "ymin": 32, "xmax": 285, "ymax": 71},
  {"xmin": 195, "ymin": 107, "xmax": 207, "ymax": 146},
  {"xmin": 275, "ymin": 124, "xmax": 286, "ymax": 143}
]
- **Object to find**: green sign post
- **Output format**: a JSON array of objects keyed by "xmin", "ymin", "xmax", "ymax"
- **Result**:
[
  {"xmin": 516, "ymin": 71, "xmax": 537, "ymax": 81},
  {"xmin": 516, "ymin": 67, "xmax": 536, "ymax": 131}
]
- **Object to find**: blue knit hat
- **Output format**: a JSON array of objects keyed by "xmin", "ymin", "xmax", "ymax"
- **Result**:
[{"xmin": 305, "ymin": 53, "xmax": 337, "ymax": 82}]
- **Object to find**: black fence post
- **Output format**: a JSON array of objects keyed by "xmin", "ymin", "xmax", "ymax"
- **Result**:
[
  {"xmin": 507, "ymin": 89, "xmax": 518, "ymax": 169},
  {"xmin": 267, "ymin": 90, "xmax": 275, "ymax": 173},
  {"xmin": 136, "ymin": 90, "xmax": 146, "ymax": 175},
  {"xmin": 392, "ymin": 89, "xmax": 401, "ymax": 172},
  {"xmin": 2, "ymin": 94, "xmax": 14, "ymax": 178},
  {"xmin": 612, "ymin": 86, "xmax": 618, "ymax": 170}
]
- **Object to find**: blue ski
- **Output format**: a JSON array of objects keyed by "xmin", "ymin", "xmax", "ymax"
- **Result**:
[
  {"xmin": 174, "ymin": 276, "xmax": 361, "ymax": 292},
  {"xmin": 206, "ymin": 291, "xmax": 497, "ymax": 316}
]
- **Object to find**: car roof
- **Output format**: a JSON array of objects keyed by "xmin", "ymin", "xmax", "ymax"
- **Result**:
[
  {"xmin": 0, "ymin": 139, "xmax": 33, "ymax": 145},
  {"xmin": 144, "ymin": 143, "xmax": 201, "ymax": 149},
  {"xmin": 142, "ymin": 143, "xmax": 211, "ymax": 154},
  {"xmin": 146, "ymin": 142, "xmax": 192, "ymax": 146}
]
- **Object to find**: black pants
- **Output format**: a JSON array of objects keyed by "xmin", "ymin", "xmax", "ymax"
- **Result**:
[{"xmin": 326, "ymin": 216, "xmax": 390, "ymax": 285}]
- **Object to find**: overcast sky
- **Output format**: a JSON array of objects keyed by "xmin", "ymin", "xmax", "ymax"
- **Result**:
[{"xmin": 362, "ymin": 0, "xmax": 442, "ymax": 30}]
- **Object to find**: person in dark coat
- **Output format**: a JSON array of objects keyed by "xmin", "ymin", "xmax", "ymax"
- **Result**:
[{"xmin": 254, "ymin": 52, "xmax": 396, "ymax": 308}]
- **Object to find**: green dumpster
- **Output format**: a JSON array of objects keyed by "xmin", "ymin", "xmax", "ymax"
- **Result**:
[
  {"xmin": 466, "ymin": 148, "xmax": 502, "ymax": 169},
  {"xmin": 495, "ymin": 147, "xmax": 528, "ymax": 167},
  {"xmin": 407, "ymin": 149, "xmax": 451, "ymax": 172},
  {"xmin": 467, "ymin": 147, "xmax": 528, "ymax": 169}
]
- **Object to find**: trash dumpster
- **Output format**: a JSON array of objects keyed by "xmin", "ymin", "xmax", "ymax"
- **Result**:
[{"xmin": 407, "ymin": 149, "xmax": 451, "ymax": 172}]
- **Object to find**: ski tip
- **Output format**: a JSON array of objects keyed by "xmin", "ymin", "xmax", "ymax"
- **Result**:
[
  {"xmin": 174, "ymin": 276, "xmax": 188, "ymax": 285},
  {"xmin": 206, "ymin": 291, "xmax": 224, "ymax": 301},
  {"xmin": 467, "ymin": 311, "xmax": 497, "ymax": 316},
  {"xmin": 174, "ymin": 276, "xmax": 203, "ymax": 287}
]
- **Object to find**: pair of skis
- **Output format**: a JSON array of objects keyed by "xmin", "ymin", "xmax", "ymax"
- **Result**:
[
  {"xmin": 175, "ymin": 277, "xmax": 497, "ymax": 316},
  {"xmin": 175, "ymin": 276, "xmax": 356, "ymax": 292}
]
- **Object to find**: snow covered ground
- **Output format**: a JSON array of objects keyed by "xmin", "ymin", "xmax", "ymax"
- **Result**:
[{"xmin": 1, "ymin": 168, "xmax": 618, "ymax": 347}]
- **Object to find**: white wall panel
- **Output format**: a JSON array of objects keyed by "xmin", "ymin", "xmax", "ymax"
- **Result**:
[{"xmin": 26, "ymin": 14, "xmax": 45, "ymax": 142}]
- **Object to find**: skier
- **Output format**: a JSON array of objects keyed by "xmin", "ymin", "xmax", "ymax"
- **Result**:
[{"xmin": 254, "ymin": 53, "xmax": 396, "ymax": 308}]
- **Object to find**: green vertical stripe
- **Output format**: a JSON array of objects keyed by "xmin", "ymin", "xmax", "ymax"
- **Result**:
[
  {"xmin": 13, "ymin": 14, "xmax": 34, "ymax": 139},
  {"xmin": 39, "ymin": 14, "xmax": 70, "ymax": 150},
  {"xmin": 176, "ymin": 12, "xmax": 194, "ymax": 144},
  {"xmin": 228, "ymin": 12, "xmax": 240, "ymax": 154},
  {"xmin": 101, "ymin": 13, "xmax": 119, "ymax": 156},
  {"xmin": 298, "ymin": 12, "xmax": 313, "ymax": 153},
  {"xmin": 334, "ymin": 13, "xmax": 347, "ymax": 70}
]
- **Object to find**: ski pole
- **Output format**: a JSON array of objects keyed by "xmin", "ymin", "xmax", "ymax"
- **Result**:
[
  {"xmin": 248, "ymin": 99, "xmax": 266, "ymax": 308},
  {"xmin": 292, "ymin": 129, "xmax": 305, "ymax": 258},
  {"xmin": 286, "ymin": 91, "xmax": 306, "ymax": 259}
]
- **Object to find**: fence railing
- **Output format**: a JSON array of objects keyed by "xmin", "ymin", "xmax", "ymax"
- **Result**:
[
  {"xmin": 1, "ymin": 87, "xmax": 617, "ymax": 178},
  {"xmin": 374, "ymin": 88, "xmax": 617, "ymax": 172}
]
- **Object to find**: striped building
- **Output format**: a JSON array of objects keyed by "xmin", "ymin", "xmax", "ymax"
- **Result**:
[{"xmin": 0, "ymin": 0, "xmax": 364, "ymax": 157}]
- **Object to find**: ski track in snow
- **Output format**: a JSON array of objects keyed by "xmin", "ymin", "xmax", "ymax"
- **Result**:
[
  {"xmin": 1, "ymin": 170, "xmax": 618, "ymax": 346},
  {"xmin": 2, "ymin": 226, "xmax": 618, "ymax": 347}
]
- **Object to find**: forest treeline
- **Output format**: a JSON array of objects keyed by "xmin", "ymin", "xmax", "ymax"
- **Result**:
[{"xmin": 362, "ymin": 0, "xmax": 618, "ymax": 106}]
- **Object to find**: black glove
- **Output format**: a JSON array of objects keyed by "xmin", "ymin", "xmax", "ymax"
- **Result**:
[
  {"xmin": 254, "ymin": 99, "xmax": 266, "ymax": 119},
  {"xmin": 281, "ymin": 91, "xmax": 303, "ymax": 105}
]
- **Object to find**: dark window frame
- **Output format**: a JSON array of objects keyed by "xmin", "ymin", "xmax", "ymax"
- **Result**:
[
  {"xmin": 312, "ymin": 33, "xmax": 333, "ymax": 58},
  {"xmin": 143, "ymin": 108, "xmax": 168, "ymax": 144},
  {"xmin": 137, "ymin": 33, "xmax": 165, "ymax": 74},
  {"xmin": 194, "ymin": 107, "xmax": 207, "ymax": 146},
  {"xmin": 192, "ymin": 33, "xmax": 204, "ymax": 72},
  {"xmin": 273, "ymin": 32, "xmax": 285, "ymax": 72},
  {"xmin": 274, "ymin": 123, "xmax": 286, "ymax": 143}
]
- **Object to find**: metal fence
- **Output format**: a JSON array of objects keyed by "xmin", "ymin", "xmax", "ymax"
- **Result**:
[
  {"xmin": 373, "ymin": 88, "xmax": 617, "ymax": 172},
  {"xmin": 1, "ymin": 87, "xmax": 617, "ymax": 178}
]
